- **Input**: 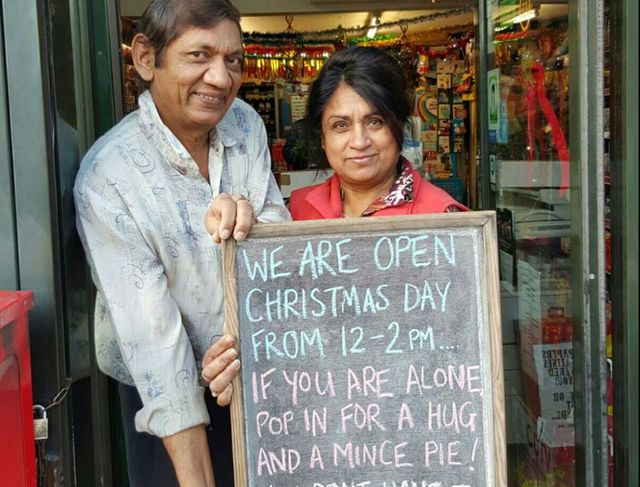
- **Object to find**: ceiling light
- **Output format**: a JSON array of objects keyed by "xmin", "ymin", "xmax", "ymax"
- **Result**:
[
  {"xmin": 367, "ymin": 16, "xmax": 380, "ymax": 39},
  {"xmin": 508, "ymin": 9, "xmax": 537, "ymax": 24}
]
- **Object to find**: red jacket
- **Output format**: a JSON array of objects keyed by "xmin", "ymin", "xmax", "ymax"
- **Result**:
[{"xmin": 289, "ymin": 167, "xmax": 467, "ymax": 220}]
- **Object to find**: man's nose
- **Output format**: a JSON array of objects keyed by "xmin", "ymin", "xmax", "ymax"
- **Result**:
[{"xmin": 203, "ymin": 57, "xmax": 233, "ymax": 89}]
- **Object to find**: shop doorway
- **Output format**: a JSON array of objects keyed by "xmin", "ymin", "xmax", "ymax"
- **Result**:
[
  {"xmin": 7, "ymin": 0, "xmax": 618, "ymax": 484},
  {"xmin": 116, "ymin": 3, "xmax": 588, "ymax": 486}
]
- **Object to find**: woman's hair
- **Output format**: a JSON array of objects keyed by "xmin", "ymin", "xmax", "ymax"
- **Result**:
[
  {"xmin": 305, "ymin": 46, "xmax": 412, "ymax": 169},
  {"xmin": 137, "ymin": 0, "xmax": 242, "ymax": 68}
]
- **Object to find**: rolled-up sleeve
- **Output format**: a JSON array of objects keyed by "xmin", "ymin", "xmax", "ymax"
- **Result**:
[{"xmin": 75, "ymin": 174, "xmax": 209, "ymax": 438}]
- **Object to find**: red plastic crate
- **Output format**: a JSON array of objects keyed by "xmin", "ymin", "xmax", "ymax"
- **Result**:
[{"xmin": 0, "ymin": 291, "xmax": 36, "ymax": 487}]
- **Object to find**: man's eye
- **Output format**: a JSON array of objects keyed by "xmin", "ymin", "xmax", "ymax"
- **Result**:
[{"xmin": 190, "ymin": 51, "xmax": 206, "ymax": 59}]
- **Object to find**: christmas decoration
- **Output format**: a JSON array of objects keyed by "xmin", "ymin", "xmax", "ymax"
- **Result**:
[{"xmin": 243, "ymin": 7, "xmax": 473, "ymax": 42}]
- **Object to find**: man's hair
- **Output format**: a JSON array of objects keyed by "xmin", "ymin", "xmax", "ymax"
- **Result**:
[
  {"xmin": 137, "ymin": 0, "xmax": 242, "ymax": 67},
  {"xmin": 305, "ymin": 47, "xmax": 412, "ymax": 170}
]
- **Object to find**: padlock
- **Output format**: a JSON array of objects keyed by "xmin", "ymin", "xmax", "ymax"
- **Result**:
[{"xmin": 33, "ymin": 405, "xmax": 49, "ymax": 441}]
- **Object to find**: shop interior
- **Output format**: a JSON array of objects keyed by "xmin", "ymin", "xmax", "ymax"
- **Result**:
[{"xmin": 120, "ymin": 6, "xmax": 478, "ymax": 204}]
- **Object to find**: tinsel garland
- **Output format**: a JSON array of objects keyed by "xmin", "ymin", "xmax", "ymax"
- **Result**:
[
  {"xmin": 241, "ymin": 9, "xmax": 475, "ymax": 82},
  {"xmin": 399, "ymin": 23, "xmax": 474, "ymax": 44},
  {"xmin": 243, "ymin": 6, "xmax": 473, "ymax": 42},
  {"xmin": 494, "ymin": 28, "xmax": 564, "ymax": 45},
  {"xmin": 244, "ymin": 44, "xmax": 336, "ymax": 58},
  {"xmin": 347, "ymin": 34, "xmax": 397, "ymax": 46},
  {"xmin": 243, "ymin": 57, "xmax": 327, "ymax": 82},
  {"xmin": 358, "ymin": 30, "xmax": 474, "ymax": 59},
  {"xmin": 243, "ymin": 37, "xmax": 341, "ymax": 46},
  {"xmin": 242, "ymin": 30, "xmax": 474, "ymax": 82}
]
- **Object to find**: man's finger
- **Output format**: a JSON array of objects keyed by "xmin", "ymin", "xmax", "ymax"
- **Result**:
[
  {"xmin": 209, "ymin": 359, "xmax": 241, "ymax": 395},
  {"xmin": 202, "ymin": 347, "xmax": 238, "ymax": 382},
  {"xmin": 215, "ymin": 194, "xmax": 237, "ymax": 241},
  {"xmin": 216, "ymin": 383, "xmax": 234, "ymax": 407},
  {"xmin": 202, "ymin": 335, "xmax": 235, "ymax": 368},
  {"xmin": 233, "ymin": 198, "xmax": 254, "ymax": 241},
  {"xmin": 204, "ymin": 203, "xmax": 220, "ymax": 236}
]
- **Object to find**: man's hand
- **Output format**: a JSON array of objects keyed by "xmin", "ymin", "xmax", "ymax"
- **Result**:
[
  {"xmin": 202, "ymin": 335, "xmax": 241, "ymax": 407},
  {"xmin": 163, "ymin": 425, "xmax": 215, "ymax": 487},
  {"xmin": 204, "ymin": 194, "xmax": 256, "ymax": 243}
]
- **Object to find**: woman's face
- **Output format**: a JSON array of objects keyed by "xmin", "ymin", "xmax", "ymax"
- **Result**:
[{"xmin": 321, "ymin": 82, "xmax": 400, "ymax": 190}]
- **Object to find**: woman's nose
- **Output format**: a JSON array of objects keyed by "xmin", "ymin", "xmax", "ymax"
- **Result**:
[{"xmin": 349, "ymin": 124, "xmax": 371, "ymax": 149}]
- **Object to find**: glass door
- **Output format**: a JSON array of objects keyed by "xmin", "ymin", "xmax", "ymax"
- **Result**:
[{"xmin": 479, "ymin": 0, "xmax": 607, "ymax": 485}]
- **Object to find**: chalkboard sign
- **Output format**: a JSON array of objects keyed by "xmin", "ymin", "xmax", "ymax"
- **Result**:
[{"xmin": 222, "ymin": 212, "xmax": 506, "ymax": 487}]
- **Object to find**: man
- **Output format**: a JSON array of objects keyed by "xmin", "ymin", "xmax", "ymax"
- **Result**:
[{"xmin": 74, "ymin": 1, "xmax": 289, "ymax": 485}]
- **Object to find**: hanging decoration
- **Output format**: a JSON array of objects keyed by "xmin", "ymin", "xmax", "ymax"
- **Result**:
[
  {"xmin": 243, "ymin": 42, "xmax": 337, "ymax": 82},
  {"xmin": 241, "ymin": 9, "xmax": 474, "ymax": 83},
  {"xmin": 347, "ymin": 34, "xmax": 397, "ymax": 45},
  {"xmin": 356, "ymin": 26, "xmax": 474, "ymax": 58},
  {"xmin": 519, "ymin": 57, "xmax": 570, "ymax": 197},
  {"xmin": 493, "ymin": 28, "xmax": 565, "ymax": 46},
  {"xmin": 493, "ymin": 28, "xmax": 567, "ymax": 69}
]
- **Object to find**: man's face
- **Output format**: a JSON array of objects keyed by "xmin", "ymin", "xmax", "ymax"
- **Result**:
[{"xmin": 149, "ymin": 20, "xmax": 244, "ymax": 136}]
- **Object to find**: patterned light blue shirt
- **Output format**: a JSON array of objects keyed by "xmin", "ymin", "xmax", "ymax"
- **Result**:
[{"xmin": 75, "ymin": 91, "xmax": 290, "ymax": 437}]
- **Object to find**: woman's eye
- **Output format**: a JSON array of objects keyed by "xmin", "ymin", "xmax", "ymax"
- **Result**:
[
  {"xmin": 190, "ymin": 51, "xmax": 206, "ymax": 60},
  {"xmin": 368, "ymin": 118, "xmax": 384, "ymax": 126},
  {"xmin": 333, "ymin": 122, "xmax": 348, "ymax": 130}
]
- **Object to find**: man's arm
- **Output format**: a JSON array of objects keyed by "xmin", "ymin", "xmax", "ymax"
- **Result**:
[
  {"xmin": 75, "ymin": 172, "xmax": 213, "ymax": 481},
  {"xmin": 163, "ymin": 426, "xmax": 215, "ymax": 487}
]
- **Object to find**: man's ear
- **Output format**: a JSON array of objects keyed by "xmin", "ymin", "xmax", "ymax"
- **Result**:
[{"xmin": 131, "ymin": 33, "xmax": 156, "ymax": 83}]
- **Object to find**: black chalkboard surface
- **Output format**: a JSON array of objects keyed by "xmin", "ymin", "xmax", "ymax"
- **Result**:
[{"xmin": 222, "ymin": 212, "xmax": 506, "ymax": 487}]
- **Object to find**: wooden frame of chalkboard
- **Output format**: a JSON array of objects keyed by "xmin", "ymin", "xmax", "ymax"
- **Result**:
[{"xmin": 222, "ymin": 212, "xmax": 506, "ymax": 487}]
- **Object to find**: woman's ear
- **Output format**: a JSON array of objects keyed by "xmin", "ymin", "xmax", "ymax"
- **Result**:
[{"xmin": 131, "ymin": 33, "xmax": 155, "ymax": 83}]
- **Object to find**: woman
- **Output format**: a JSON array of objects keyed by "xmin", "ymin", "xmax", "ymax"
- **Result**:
[
  {"xmin": 290, "ymin": 46, "xmax": 465, "ymax": 219},
  {"xmin": 202, "ymin": 47, "xmax": 466, "ymax": 403}
]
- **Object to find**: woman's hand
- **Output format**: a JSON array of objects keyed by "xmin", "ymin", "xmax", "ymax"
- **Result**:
[
  {"xmin": 202, "ymin": 335, "xmax": 241, "ymax": 406},
  {"xmin": 204, "ymin": 193, "xmax": 256, "ymax": 243}
]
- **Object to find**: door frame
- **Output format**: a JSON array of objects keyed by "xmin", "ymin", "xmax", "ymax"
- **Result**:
[{"xmin": 610, "ymin": 0, "xmax": 639, "ymax": 483}]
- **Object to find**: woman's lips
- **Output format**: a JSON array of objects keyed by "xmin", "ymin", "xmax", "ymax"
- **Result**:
[{"xmin": 348, "ymin": 154, "xmax": 376, "ymax": 163}]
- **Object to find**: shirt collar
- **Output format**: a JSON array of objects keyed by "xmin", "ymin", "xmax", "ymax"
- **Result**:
[
  {"xmin": 304, "ymin": 157, "xmax": 416, "ymax": 219},
  {"xmin": 357, "ymin": 157, "xmax": 415, "ymax": 217},
  {"xmin": 137, "ymin": 91, "xmax": 237, "ymax": 168}
]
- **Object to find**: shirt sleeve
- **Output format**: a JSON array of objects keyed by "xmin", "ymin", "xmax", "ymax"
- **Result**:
[
  {"xmin": 259, "ymin": 172, "xmax": 292, "ymax": 223},
  {"xmin": 244, "ymin": 110, "xmax": 291, "ymax": 224},
  {"xmin": 75, "ymin": 172, "xmax": 209, "ymax": 438}
]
